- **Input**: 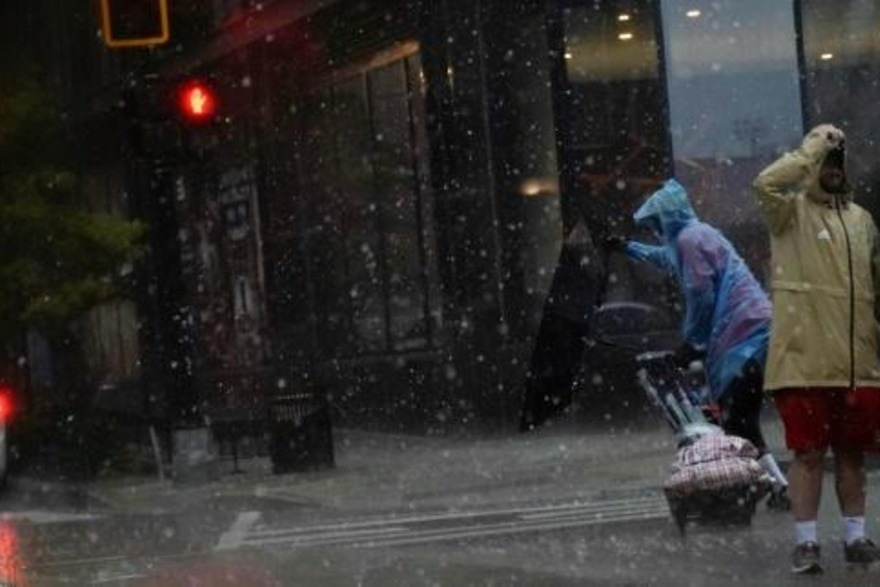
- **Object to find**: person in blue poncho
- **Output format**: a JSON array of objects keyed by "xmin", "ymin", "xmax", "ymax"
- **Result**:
[{"xmin": 606, "ymin": 178, "xmax": 789, "ymax": 509}]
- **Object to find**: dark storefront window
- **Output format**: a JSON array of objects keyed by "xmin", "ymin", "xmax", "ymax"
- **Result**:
[
  {"xmin": 369, "ymin": 59, "xmax": 433, "ymax": 350},
  {"xmin": 801, "ymin": 0, "xmax": 880, "ymax": 218},
  {"xmin": 299, "ymin": 89, "xmax": 354, "ymax": 351},
  {"xmin": 661, "ymin": 0, "xmax": 802, "ymax": 279},
  {"xmin": 335, "ymin": 76, "xmax": 388, "ymax": 351},
  {"xmin": 297, "ymin": 48, "xmax": 437, "ymax": 356}
]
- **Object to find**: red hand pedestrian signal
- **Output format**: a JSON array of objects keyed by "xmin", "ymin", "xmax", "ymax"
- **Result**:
[
  {"xmin": 188, "ymin": 88, "xmax": 209, "ymax": 116},
  {"xmin": 178, "ymin": 81, "xmax": 217, "ymax": 124}
]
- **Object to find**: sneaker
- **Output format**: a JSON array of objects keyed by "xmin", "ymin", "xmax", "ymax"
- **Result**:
[
  {"xmin": 791, "ymin": 542, "xmax": 823, "ymax": 574},
  {"xmin": 844, "ymin": 537, "xmax": 880, "ymax": 565},
  {"xmin": 767, "ymin": 487, "xmax": 791, "ymax": 512}
]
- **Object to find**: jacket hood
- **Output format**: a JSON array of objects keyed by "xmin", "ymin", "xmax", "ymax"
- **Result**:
[
  {"xmin": 801, "ymin": 124, "xmax": 852, "ymax": 205},
  {"xmin": 633, "ymin": 179, "xmax": 697, "ymax": 242}
]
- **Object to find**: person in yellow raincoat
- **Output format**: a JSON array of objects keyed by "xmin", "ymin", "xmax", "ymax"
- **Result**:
[{"xmin": 755, "ymin": 124, "xmax": 880, "ymax": 573}]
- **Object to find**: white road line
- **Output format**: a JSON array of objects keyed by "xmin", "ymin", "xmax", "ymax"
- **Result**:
[
  {"xmin": 291, "ymin": 509, "xmax": 669, "ymax": 550},
  {"xmin": 216, "ymin": 510, "xmax": 262, "ymax": 551},
  {"xmin": 92, "ymin": 574, "xmax": 148, "ymax": 584},
  {"xmin": 521, "ymin": 501, "xmax": 666, "ymax": 521},
  {"xmin": 516, "ymin": 506, "xmax": 670, "ymax": 527},
  {"xmin": 243, "ymin": 525, "xmax": 408, "ymax": 548},
  {"xmin": 249, "ymin": 497, "xmax": 666, "ymax": 539},
  {"xmin": 522, "ymin": 507, "xmax": 669, "ymax": 525},
  {"xmin": 243, "ymin": 505, "xmax": 670, "ymax": 549},
  {"xmin": 354, "ymin": 510, "xmax": 670, "ymax": 549},
  {"xmin": 249, "ymin": 516, "xmax": 438, "ymax": 539}
]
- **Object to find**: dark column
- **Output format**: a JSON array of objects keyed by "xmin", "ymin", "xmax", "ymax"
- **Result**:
[
  {"xmin": 420, "ymin": 0, "xmax": 505, "ymax": 339},
  {"xmin": 123, "ymin": 83, "xmax": 197, "ymax": 431},
  {"xmin": 419, "ymin": 0, "xmax": 513, "ymax": 429}
]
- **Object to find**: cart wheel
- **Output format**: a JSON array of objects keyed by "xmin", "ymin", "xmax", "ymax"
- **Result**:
[
  {"xmin": 668, "ymin": 500, "xmax": 687, "ymax": 536},
  {"xmin": 675, "ymin": 513, "xmax": 688, "ymax": 536}
]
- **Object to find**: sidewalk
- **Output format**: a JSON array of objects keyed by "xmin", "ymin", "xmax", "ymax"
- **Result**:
[{"xmin": 81, "ymin": 415, "xmax": 789, "ymax": 517}]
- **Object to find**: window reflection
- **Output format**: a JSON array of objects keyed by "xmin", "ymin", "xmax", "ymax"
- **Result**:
[
  {"xmin": 661, "ymin": 0, "xmax": 803, "ymax": 279},
  {"xmin": 801, "ymin": 0, "xmax": 880, "ymax": 216},
  {"xmin": 559, "ymin": 1, "xmax": 669, "ymax": 303}
]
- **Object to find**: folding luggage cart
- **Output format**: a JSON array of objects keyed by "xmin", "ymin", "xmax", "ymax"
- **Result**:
[{"xmin": 636, "ymin": 352, "xmax": 770, "ymax": 535}]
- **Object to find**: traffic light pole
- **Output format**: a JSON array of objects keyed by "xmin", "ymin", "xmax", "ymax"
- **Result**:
[{"xmin": 123, "ymin": 74, "xmax": 206, "ymax": 467}]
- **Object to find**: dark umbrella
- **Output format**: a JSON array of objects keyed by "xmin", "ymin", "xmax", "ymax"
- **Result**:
[{"xmin": 519, "ymin": 216, "xmax": 610, "ymax": 431}]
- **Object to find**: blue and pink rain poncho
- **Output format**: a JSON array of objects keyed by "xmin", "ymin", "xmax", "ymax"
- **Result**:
[{"xmin": 625, "ymin": 179, "xmax": 771, "ymax": 402}]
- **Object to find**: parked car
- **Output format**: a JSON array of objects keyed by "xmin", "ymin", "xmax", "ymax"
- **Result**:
[{"xmin": 574, "ymin": 301, "xmax": 682, "ymax": 423}]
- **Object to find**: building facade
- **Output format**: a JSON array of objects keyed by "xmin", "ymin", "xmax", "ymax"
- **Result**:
[{"xmin": 124, "ymin": 0, "xmax": 880, "ymax": 433}]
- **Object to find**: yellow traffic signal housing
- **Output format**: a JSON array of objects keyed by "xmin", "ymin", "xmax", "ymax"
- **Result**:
[{"xmin": 100, "ymin": 0, "xmax": 170, "ymax": 49}]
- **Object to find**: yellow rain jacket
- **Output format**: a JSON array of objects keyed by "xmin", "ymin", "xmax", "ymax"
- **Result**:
[{"xmin": 754, "ymin": 124, "xmax": 880, "ymax": 391}]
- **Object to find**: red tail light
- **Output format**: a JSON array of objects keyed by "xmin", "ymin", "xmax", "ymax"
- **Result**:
[{"xmin": 0, "ymin": 389, "xmax": 14, "ymax": 424}]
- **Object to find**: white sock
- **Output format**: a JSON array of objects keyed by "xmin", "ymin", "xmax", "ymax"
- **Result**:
[
  {"xmin": 844, "ymin": 516, "xmax": 865, "ymax": 545},
  {"xmin": 796, "ymin": 521, "xmax": 818, "ymax": 545},
  {"xmin": 758, "ymin": 453, "xmax": 788, "ymax": 487}
]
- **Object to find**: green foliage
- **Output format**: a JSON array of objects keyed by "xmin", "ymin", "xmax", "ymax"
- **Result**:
[{"xmin": 0, "ymin": 77, "xmax": 143, "ymax": 338}]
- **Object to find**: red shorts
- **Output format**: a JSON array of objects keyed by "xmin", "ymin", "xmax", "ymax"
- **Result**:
[{"xmin": 774, "ymin": 388, "xmax": 880, "ymax": 452}]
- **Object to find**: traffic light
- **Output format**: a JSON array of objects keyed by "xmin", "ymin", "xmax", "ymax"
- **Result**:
[
  {"xmin": 100, "ymin": 0, "xmax": 170, "ymax": 48},
  {"xmin": 177, "ymin": 80, "xmax": 218, "ymax": 124}
]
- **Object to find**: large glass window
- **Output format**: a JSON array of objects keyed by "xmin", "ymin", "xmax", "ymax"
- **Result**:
[
  {"xmin": 801, "ymin": 0, "xmax": 880, "ymax": 218},
  {"xmin": 369, "ymin": 59, "xmax": 432, "ymax": 350},
  {"xmin": 298, "ymin": 89, "xmax": 355, "ymax": 352},
  {"xmin": 335, "ymin": 76, "xmax": 387, "ymax": 351},
  {"xmin": 293, "ymin": 48, "xmax": 438, "ymax": 356},
  {"xmin": 661, "ymin": 0, "xmax": 803, "ymax": 278},
  {"xmin": 562, "ymin": 1, "xmax": 668, "ymax": 208},
  {"xmin": 556, "ymin": 0, "xmax": 670, "ymax": 303}
]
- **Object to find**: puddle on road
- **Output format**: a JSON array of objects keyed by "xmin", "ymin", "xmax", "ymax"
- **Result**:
[{"xmin": 0, "ymin": 521, "xmax": 29, "ymax": 586}]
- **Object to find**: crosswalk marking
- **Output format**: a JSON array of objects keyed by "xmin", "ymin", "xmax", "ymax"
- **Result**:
[
  {"xmin": 216, "ymin": 511, "xmax": 262, "ymax": 551},
  {"xmin": 246, "ymin": 496, "xmax": 664, "ymax": 539},
  {"xmin": 219, "ymin": 494, "xmax": 670, "ymax": 551},
  {"xmin": 351, "ymin": 509, "xmax": 670, "ymax": 549},
  {"xmin": 244, "ymin": 525, "xmax": 409, "ymax": 548},
  {"xmin": 521, "ymin": 502, "xmax": 670, "ymax": 521}
]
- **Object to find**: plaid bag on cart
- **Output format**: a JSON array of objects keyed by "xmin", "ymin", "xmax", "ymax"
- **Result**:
[
  {"xmin": 664, "ymin": 434, "xmax": 765, "ymax": 497},
  {"xmin": 663, "ymin": 432, "xmax": 770, "ymax": 534}
]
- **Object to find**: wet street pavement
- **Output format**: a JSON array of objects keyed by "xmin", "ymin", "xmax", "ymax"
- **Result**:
[
  {"xmin": 0, "ymin": 478, "xmax": 225, "ymax": 586},
  {"xmin": 4, "ymin": 422, "xmax": 880, "ymax": 585}
]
